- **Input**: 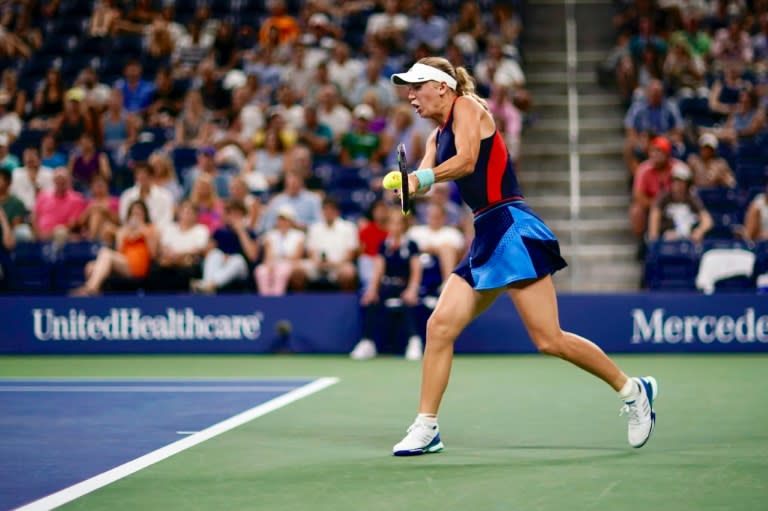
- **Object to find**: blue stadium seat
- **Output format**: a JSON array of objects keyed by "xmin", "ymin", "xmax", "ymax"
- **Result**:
[
  {"xmin": 52, "ymin": 241, "xmax": 101, "ymax": 292},
  {"xmin": 128, "ymin": 141, "xmax": 163, "ymax": 164},
  {"xmin": 9, "ymin": 242, "xmax": 56, "ymax": 293},
  {"xmin": 644, "ymin": 240, "xmax": 700, "ymax": 291},
  {"xmin": 172, "ymin": 147, "xmax": 199, "ymax": 172},
  {"xmin": 112, "ymin": 36, "xmax": 145, "ymax": 57},
  {"xmin": 328, "ymin": 188, "xmax": 375, "ymax": 221},
  {"xmin": 697, "ymin": 187, "xmax": 745, "ymax": 238}
]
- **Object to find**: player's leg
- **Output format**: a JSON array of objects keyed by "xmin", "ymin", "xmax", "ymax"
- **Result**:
[
  {"xmin": 507, "ymin": 275, "xmax": 658, "ymax": 448},
  {"xmin": 393, "ymin": 274, "xmax": 502, "ymax": 456}
]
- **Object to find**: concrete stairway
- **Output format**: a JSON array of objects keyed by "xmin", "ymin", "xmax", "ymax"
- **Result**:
[{"xmin": 518, "ymin": 0, "xmax": 640, "ymax": 291}]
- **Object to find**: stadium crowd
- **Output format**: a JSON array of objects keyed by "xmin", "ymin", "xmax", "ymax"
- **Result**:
[
  {"xmin": 0, "ymin": 0, "xmax": 529, "ymax": 300},
  {"xmin": 604, "ymin": 0, "xmax": 768, "ymax": 290}
]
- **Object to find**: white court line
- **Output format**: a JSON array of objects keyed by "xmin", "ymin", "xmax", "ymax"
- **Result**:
[
  {"xmin": 13, "ymin": 377, "xmax": 340, "ymax": 511},
  {"xmin": 0, "ymin": 385, "xmax": 302, "ymax": 393}
]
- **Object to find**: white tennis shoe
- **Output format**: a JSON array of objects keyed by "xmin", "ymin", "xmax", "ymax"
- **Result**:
[
  {"xmin": 404, "ymin": 336, "xmax": 423, "ymax": 361},
  {"xmin": 350, "ymin": 339, "xmax": 377, "ymax": 360},
  {"xmin": 621, "ymin": 376, "xmax": 658, "ymax": 448},
  {"xmin": 392, "ymin": 418, "xmax": 444, "ymax": 456}
]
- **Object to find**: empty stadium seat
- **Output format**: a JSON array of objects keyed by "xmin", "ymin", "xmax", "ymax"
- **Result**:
[
  {"xmin": 697, "ymin": 187, "xmax": 745, "ymax": 239},
  {"xmin": 52, "ymin": 241, "xmax": 101, "ymax": 292},
  {"xmin": 644, "ymin": 240, "xmax": 700, "ymax": 291},
  {"xmin": 8, "ymin": 242, "xmax": 56, "ymax": 293},
  {"xmin": 172, "ymin": 147, "xmax": 199, "ymax": 172}
]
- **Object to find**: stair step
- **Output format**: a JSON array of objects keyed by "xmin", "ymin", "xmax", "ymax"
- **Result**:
[
  {"xmin": 522, "ymin": 142, "xmax": 621, "ymax": 156},
  {"xmin": 527, "ymin": 71, "xmax": 594, "ymax": 84},
  {"xmin": 531, "ymin": 93, "xmax": 623, "ymax": 107}
]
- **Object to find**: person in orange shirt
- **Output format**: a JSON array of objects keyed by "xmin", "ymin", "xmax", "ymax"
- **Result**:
[
  {"xmin": 259, "ymin": 0, "xmax": 300, "ymax": 46},
  {"xmin": 70, "ymin": 200, "xmax": 159, "ymax": 296}
]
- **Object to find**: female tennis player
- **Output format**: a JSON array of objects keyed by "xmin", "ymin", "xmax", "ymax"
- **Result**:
[{"xmin": 384, "ymin": 57, "xmax": 658, "ymax": 456}]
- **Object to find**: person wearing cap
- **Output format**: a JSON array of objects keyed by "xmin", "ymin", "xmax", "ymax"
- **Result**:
[
  {"xmin": 385, "ymin": 57, "xmax": 658, "ymax": 456},
  {"xmin": 254, "ymin": 203, "xmax": 306, "ymax": 296},
  {"xmin": 53, "ymin": 89, "xmax": 92, "ymax": 151},
  {"xmin": 340, "ymin": 103, "xmax": 381, "ymax": 168},
  {"xmin": 630, "ymin": 135, "xmax": 692, "ymax": 238},
  {"xmin": 648, "ymin": 164, "xmax": 713, "ymax": 243},
  {"xmin": 686, "ymin": 133, "xmax": 736, "ymax": 188}
]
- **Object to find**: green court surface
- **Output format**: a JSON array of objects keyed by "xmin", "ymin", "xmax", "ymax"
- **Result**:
[{"xmin": 2, "ymin": 354, "xmax": 766, "ymax": 511}]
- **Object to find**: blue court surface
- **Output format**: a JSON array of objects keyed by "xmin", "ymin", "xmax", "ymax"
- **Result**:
[{"xmin": 0, "ymin": 378, "xmax": 318, "ymax": 510}]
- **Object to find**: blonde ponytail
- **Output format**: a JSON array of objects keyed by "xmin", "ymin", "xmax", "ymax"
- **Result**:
[{"xmin": 416, "ymin": 57, "xmax": 488, "ymax": 110}]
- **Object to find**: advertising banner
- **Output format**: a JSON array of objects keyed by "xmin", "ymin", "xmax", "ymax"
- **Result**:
[{"xmin": 1, "ymin": 293, "xmax": 766, "ymax": 354}]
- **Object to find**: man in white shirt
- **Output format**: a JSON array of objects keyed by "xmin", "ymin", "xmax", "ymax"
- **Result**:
[
  {"xmin": 327, "ymin": 42, "xmax": 364, "ymax": 93},
  {"xmin": 315, "ymin": 85, "xmax": 352, "ymax": 144},
  {"xmin": 118, "ymin": 162, "xmax": 174, "ymax": 229},
  {"xmin": 11, "ymin": 147, "xmax": 54, "ymax": 211},
  {"xmin": 365, "ymin": 0, "xmax": 409, "ymax": 51},
  {"xmin": 407, "ymin": 202, "xmax": 465, "ymax": 284},
  {"xmin": 0, "ymin": 92, "xmax": 21, "ymax": 142},
  {"xmin": 303, "ymin": 197, "xmax": 359, "ymax": 291}
]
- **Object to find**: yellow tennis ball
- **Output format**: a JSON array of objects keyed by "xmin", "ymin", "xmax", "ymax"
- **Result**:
[{"xmin": 382, "ymin": 171, "xmax": 402, "ymax": 190}]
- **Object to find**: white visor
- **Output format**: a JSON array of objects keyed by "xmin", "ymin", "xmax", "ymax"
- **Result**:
[{"xmin": 390, "ymin": 63, "xmax": 457, "ymax": 90}]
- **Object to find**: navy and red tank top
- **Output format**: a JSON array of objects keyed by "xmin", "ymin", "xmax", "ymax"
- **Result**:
[{"xmin": 435, "ymin": 99, "xmax": 523, "ymax": 213}]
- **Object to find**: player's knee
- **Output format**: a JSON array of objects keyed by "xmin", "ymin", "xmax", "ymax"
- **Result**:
[
  {"xmin": 426, "ymin": 311, "xmax": 460, "ymax": 344},
  {"xmin": 534, "ymin": 331, "xmax": 568, "ymax": 358}
]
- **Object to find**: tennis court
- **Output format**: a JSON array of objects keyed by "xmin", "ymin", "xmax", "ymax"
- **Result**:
[{"xmin": 1, "ymin": 354, "xmax": 766, "ymax": 511}]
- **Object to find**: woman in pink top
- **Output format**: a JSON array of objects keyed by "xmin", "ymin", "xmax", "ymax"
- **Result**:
[
  {"xmin": 33, "ymin": 169, "xmax": 87, "ymax": 241},
  {"xmin": 75, "ymin": 174, "xmax": 120, "ymax": 244}
]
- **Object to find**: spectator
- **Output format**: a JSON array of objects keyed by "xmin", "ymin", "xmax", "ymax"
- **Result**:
[
  {"xmin": 662, "ymin": 38, "xmax": 706, "ymax": 97},
  {"xmin": 259, "ymin": 0, "xmax": 300, "ymax": 47},
  {"xmin": 316, "ymin": 84, "xmax": 352, "ymax": 145},
  {"xmin": 357, "ymin": 199, "xmax": 389, "ymax": 288},
  {"xmin": 100, "ymin": 88, "xmax": 139, "ymax": 161},
  {"xmin": 623, "ymin": 79, "xmax": 684, "ymax": 175},
  {"xmin": 195, "ymin": 59, "xmax": 230, "ymax": 121},
  {"xmin": 414, "ymin": 182, "xmax": 465, "ymax": 227},
  {"xmin": 327, "ymin": 43, "xmax": 364, "ymax": 93},
  {"xmin": 68, "ymin": 133, "xmax": 111, "ymax": 192},
  {"xmin": 629, "ymin": 136, "xmax": 691, "ymax": 238},
  {"xmin": 744, "ymin": 178, "xmax": 768, "ymax": 241},
  {"xmin": 301, "ymin": 198, "xmax": 359, "ymax": 291},
  {"xmin": 486, "ymin": 83, "xmax": 523, "ymax": 161},
  {"xmin": 752, "ymin": 13, "xmax": 768, "ymax": 64},
  {"xmin": 284, "ymin": 143, "xmax": 323, "ymax": 191},
  {"xmin": 272, "ymin": 84, "xmax": 305, "ymax": 132},
  {"xmin": 260, "ymin": 171, "xmax": 322, "ymax": 231},
  {"xmin": 148, "ymin": 152, "xmax": 183, "ymax": 203},
  {"xmin": 647, "ymin": 165, "xmax": 713, "ymax": 243},
  {"xmin": 340, "ymin": 104, "xmax": 381, "ymax": 168},
  {"xmin": 70, "ymin": 200, "xmax": 159, "ymax": 296},
  {"xmin": 407, "ymin": 201, "xmax": 465, "ymax": 283},
  {"xmin": 708, "ymin": 62, "xmax": 750, "ymax": 115},
  {"xmin": 89, "ymin": 0, "xmax": 120, "ymax": 37},
  {"xmin": 365, "ymin": 0, "xmax": 409, "ymax": 52},
  {"xmin": 0, "ymin": 168, "xmax": 27, "ymax": 237},
  {"xmin": 407, "ymin": 1, "xmax": 449, "ymax": 52},
  {"xmin": 188, "ymin": 173, "xmax": 225, "ymax": 233},
  {"xmin": 0, "ymin": 69, "xmax": 26, "ymax": 119},
  {"xmin": 28, "ymin": 68, "xmax": 64, "ymax": 131},
  {"xmin": 489, "ymin": 3, "xmax": 522, "ymax": 47},
  {"xmin": 11, "ymin": 148, "xmax": 53, "ymax": 212},
  {"xmin": 113, "ymin": 0, "xmax": 157, "ymax": 35},
  {"xmin": 349, "ymin": 207, "xmax": 423, "ymax": 361},
  {"xmin": 147, "ymin": 67, "xmax": 184, "ymax": 127},
  {"xmin": 74, "ymin": 173, "xmax": 119, "ymax": 244},
  {"xmin": 54, "ymin": 89, "xmax": 93, "ymax": 150},
  {"xmin": 711, "ymin": 15, "xmax": 753, "ymax": 67},
  {"xmin": 243, "ymin": 129, "xmax": 286, "ymax": 193},
  {"xmin": 686, "ymin": 133, "xmax": 737, "ymax": 188},
  {"xmin": 227, "ymin": 175, "xmax": 262, "ymax": 231},
  {"xmin": 184, "ymin": 146, "xmax": 229, "ymax": 199},
  {"xmin": 347, "ymin": 57, "xmax": 397, "ymax": 109},
  {"xmin": 296, "ymin": 105, "xmax": 333, "ymax": 162},
  {"xmin": 174, "ymin": 89, "xmax": 213, "ymax": 147},
  {"xmin": 32, "ymin": 168, "xmax": 87, "ymax": 242},
  {"xmin": 75, "ymin": 67, "xmax": 112, "ymax": 113},
  {"xmin": 212, "ymin": 21, "xmax": 241, "ymax": 75},
  {"xmin": 118, "ymin": 162, "xmax": 174, "ymax": 229},
  {"xmin": 146, "ymin": 17, "xmax": 175, "ymax": 64},
  {"xmin": 192, "ymin": 199, "xmax": 260, "ymax": 294},
  {"xmin": 39, "ymin": 132, "xmax": 67, "ymax": 169},
  {"xmin": 715, "ymin": 87, "xmax": 766, "ymax": 146},
  {"xmin": 475, "ymin": 36, "xmax": 526, "ymax": 91},
  {"xmin": 0, "ymin": 91, "xmax": 22, "ymax": 143},
  {"xmin": 450, "ymin": 2, "xmax": 486, "ymax": 56},
  {"xmin": 114, "ymin": 61, "xmax": 155, "ymax": 115},
  {"xmin": 0, "ymin": 134, "xmax": 19, "ymax": 172},
  {"xmin": 254, "ymin": 204, "xmax": 305, "ymax": 296},
  {"xmin": 152, "ymin": 200, "xmax": 209, "ymax": 291},
  {"xmin": 673, "ymin": 15, "xmax": 711, "ymax": 59}
]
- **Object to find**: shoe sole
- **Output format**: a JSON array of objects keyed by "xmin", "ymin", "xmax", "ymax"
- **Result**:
[{"xmin": 632, "ymin": 376, "xmax": 658, "ymax": 449}]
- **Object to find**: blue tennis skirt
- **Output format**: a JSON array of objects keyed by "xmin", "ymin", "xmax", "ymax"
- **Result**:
[{"xmin": 454, "ymin": 201, "xmax": 568, "ymax": 290}]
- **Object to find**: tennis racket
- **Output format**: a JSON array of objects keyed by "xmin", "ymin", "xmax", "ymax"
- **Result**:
[{"xmin": 396, "ymin": 143, "xmax": 410, "ymax": 214}]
